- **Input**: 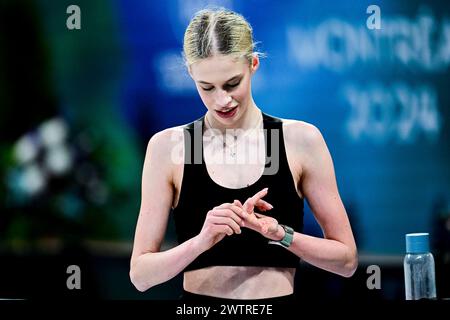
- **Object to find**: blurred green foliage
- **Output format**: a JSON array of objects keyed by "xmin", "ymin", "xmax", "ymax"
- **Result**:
[{"xmin": 0, "ymin": 0, "xmax": 143, "ymax": 249}]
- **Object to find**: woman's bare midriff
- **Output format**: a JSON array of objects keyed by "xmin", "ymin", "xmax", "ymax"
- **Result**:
[{"xmin": 183, "ymin": 266, "xmax": 296, "ymax": 299}]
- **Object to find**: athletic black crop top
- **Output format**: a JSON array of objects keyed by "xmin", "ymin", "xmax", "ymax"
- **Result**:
[{"xmin": 172, "ymin": 112, "xmax": 304, "ymax": 271}]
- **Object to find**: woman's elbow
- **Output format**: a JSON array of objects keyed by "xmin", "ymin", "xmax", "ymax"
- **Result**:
[
  {"xmin": 130, "ymin": 265, "xmax": 151, "ymax": 292},
  {"xmin": 342, "ymin": 249, "xmax": 358, "ymax": 278}
]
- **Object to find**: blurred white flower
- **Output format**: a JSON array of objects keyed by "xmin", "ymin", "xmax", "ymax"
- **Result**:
[
  {"xmin": 44, "ymin": 145, "xmax": 73, "ymax": 175},
  {"xmin": 14, "ymin": 134, "xmax": 39, "ymax": 164},
  {"xmin": 19, "ymin": 164, "xmax": 46, "ymax": 195},
  {"xmin": 39, "ymin": 118, "xmax": 68, "ymax": 147}
]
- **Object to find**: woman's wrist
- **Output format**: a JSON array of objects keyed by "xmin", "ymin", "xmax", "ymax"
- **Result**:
[
  {"xmin": 191, "ymin": 234, "xmax": 208, "ymax": 254},
  {"xmin": 268, "ymin": 224, "xmax": 295, "ymax": 248},
  {"xmin": 269, "ymin": 224, "xmax": 286, "ymax": 241}
]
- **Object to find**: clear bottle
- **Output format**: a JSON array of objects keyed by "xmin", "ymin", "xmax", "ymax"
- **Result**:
[{"xmin": 404, "ymin": 233, "xmax": 437, "ymax": 300}]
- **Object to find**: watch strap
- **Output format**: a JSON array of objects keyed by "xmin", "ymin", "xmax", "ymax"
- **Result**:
[{"xmin": 268, "ymin": 224, "xmax": 294, "ymax": 248}]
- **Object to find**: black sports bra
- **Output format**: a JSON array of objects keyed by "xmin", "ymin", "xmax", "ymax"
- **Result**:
[{"xmin": 172, "ymin": 112, "xmax": 304, "ymax": 271}]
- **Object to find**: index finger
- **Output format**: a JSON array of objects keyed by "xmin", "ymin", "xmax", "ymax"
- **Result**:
[{"xmin": 249, "ymin": 188, "xmax": 268, "ymax": 205}]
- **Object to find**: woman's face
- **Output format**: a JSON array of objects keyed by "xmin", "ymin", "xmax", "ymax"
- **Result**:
[{"xmin": 189, "ymin": 54, "xmax": 259, "ymax": 126}]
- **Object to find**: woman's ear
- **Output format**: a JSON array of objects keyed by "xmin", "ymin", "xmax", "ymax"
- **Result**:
[{"xmin": 250, "ymin": 54, "xmax": 260, "ymax": 74}]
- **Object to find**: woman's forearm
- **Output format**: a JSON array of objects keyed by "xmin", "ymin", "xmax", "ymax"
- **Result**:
[
  {"xmin": 130, "ymin": 236, "xmax": 204, "ymax": 292},
  {"xmin": 287, "ymin": 232, "xmax": 358, "ymax": 277}
]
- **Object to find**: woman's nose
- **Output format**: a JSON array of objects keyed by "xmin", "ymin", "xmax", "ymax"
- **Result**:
[{"xmin": 215, "ymin": 89, "xmax": 232, "ymax": 107}]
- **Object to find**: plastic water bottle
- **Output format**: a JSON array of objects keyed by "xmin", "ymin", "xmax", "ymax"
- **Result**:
[{"xmin": 404, "ymin": 233, "xmax": 437, "ymax": 300}]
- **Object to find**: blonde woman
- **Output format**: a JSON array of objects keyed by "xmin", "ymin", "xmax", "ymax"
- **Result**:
[{"xmin": 130, "ymin": 8, "xmax": 358, "ymax": 301}]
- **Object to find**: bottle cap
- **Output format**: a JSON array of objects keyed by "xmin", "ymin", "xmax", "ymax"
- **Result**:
[{"xmin": 405, "ymin": 233, "xmax": 430, "ymax": 253}]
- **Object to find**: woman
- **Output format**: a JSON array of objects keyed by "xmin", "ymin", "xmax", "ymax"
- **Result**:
[{"xmin": 130, "ymin": 8, "xmax": 358, "ymax": 301}]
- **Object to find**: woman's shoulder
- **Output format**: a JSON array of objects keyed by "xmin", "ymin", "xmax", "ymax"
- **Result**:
[
  {"xmin": 147, "ymin": 125, "xmax": 184, "ymax": 147},
  {"xmin": 158, "ymin": 124, "xmax": 187, "ymax": 137},
  {"xmin": 145, "ymin": 125, "xmax": 186, "ymax": 166},
  {"xmin": 280, "ymin": 117, "xmax": 324, "ymax": 148}
]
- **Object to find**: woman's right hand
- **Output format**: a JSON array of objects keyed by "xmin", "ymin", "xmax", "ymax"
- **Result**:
[{"xmin": 194, "ymin": 202, "xmax": 245, "ymax": 252}]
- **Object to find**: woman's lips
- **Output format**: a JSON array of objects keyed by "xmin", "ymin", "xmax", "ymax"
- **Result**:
[{"xmin": 215, "ymin": 106, "xmax": 238, "ymax": 119}]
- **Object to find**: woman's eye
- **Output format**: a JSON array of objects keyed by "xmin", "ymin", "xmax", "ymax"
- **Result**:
[
  {"xmin": 201, "ymin": 81, "xmax": 240, "ymax": 92},
  {"xmin": 227, "ymin": 81, "xmax": 240, "ymax": 88}
]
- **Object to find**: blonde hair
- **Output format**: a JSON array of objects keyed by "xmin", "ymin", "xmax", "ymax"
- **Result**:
[{"xmin": 183, "ymin": 8, "xmax": 261, "ymax": 67}]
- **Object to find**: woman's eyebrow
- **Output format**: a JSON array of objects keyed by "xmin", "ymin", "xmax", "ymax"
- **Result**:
[{"xmin": 198, "ymin": 74, "xmax": 242, "ymax": 85}]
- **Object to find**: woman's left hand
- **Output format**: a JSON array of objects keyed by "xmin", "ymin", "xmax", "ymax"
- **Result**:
[{"xmin": 234, "ymin": 188, "xmax": 282, "ymax": 241}]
